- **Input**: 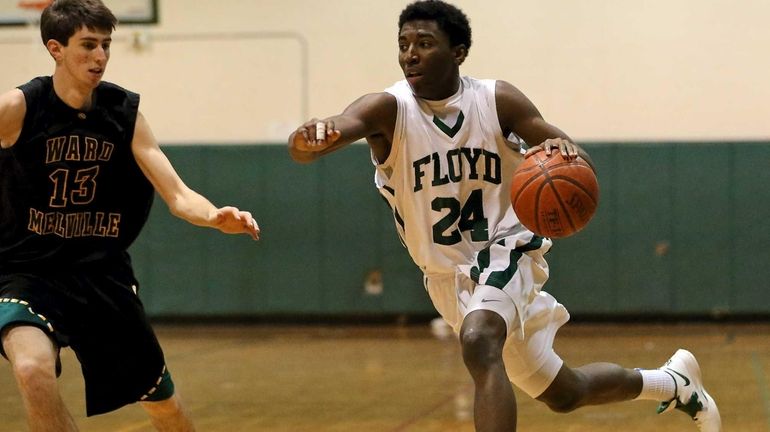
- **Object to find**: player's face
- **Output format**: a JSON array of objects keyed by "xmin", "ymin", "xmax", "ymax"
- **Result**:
[
  {"xmin": 56, "ymin": 26, "xmax": 112, "ymax": 89},
  {"xmin": 398, "ymin": 20, "xmax": 463, "ymax": 100}
]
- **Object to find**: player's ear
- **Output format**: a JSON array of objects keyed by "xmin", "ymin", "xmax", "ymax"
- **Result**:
[
  {"xmin": 46, "ymin": 39, "xmax": 64, "ymax": 62},
  {"xmin": 453, "ymin": 44, "xmax": 467, "ymax": 66}
]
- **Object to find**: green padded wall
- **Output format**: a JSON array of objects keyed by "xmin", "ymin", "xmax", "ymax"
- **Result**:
[
  {"xmin": 732, "ymin": 143, "xmax": 770, "ymax": 312},
  {"xmin": 670, "ymin": 143, "xmax": 731, "ymax": 313},
  {"xmin": 130, "ymin": 142, "xmax": 770, "ymax": 318},
  {"xmin": 130, "ymin": 145, "xmax": 428, "ymax": 318}
]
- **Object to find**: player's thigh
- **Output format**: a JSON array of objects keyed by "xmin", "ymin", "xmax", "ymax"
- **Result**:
[
  {"xmin": 0, "ymin": 273, "xmax": 73, "ymax": 360},
  {"xmin": 463, "ymin": 283, "xmax": 518, "ymax": 338},
  {"xmin": 502, "ymin": 290, "xmax": 569, "ymax": 398},
  {"xmin": 1, "ymin": 324, "xmax": 58, "ymax": 371}
]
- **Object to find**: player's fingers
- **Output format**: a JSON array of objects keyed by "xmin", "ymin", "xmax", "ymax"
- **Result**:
[
  {"xmin": 325, "ymin": 120, "xmax": 343, "ymax": 144},
  {"xmin": 543, "ymin": 141, "xmax": 553, "ymax": 156},
  {"xmin": 300, "ymin": 125, "xmax": 318, "ymax": 146},
  {"xmin": 297, "ymin": 126, "xmax": 310, "ymax": 144},
  {"xmin": 563, "ymin": 142, "xmax": 579, "ymax": 159},
  {"xmin": 303, "ymin": 118, "xmax": 321, "ymax": 129},
  {"xmin": 524, "ymin": 146, "xmax": 543, "ymax": 158},
  {"xmin": 301, "ymin": 118, "xmax": 320, "ymax": 146},
  {"xmin": 296, "ymin": 119, "xmax": 318, "ymax": 146},
  {"xmin": 315, "ymin": 121, "xmax": 326, "ymax": 146},
  {"xmin": 252, "ymin": 220, "xmax": 261, "ymax": 240},
  {"xmin": 245, "ymin": 214, "xmax": 260, "ymax": 240},
  {"xmin": 328, "ymin": 129, "xmax": 342, "ymax": 143}
]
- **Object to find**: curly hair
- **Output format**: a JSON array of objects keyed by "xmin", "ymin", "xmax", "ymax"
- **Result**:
[
  {"xmin": 40, "ymin": 0, "xmax": 117, "ymax": 46},
  {"xmin": 398, "ymin": 0, "xmax": 472, "ymax": 54}
]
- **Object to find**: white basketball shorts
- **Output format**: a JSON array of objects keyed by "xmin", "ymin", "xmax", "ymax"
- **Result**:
[{"xmin": 424, "ymin": 234, "xmax": 570, "ymax": 398}]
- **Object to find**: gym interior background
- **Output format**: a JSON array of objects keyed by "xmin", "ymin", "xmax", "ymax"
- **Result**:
[{"xmin": 1, "ymin": 0, "xmax": 768, "ymax": 320}]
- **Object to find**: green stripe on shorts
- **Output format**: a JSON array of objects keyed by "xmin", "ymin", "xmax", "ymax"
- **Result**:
[
  {"xmin": 470, "ymin": 236, "xmax": 544, "ymax": 289},
  {"xmin": 515, "ymin": 235, "xmax": 544, "ymax": 252},
  {"xmin": 0, "ymin": 298, "xmax": 55, "ymax": 357},
  {"xmin": 485, "ymin": 250, "xmax": 523, "ymax": 289},
  {"xmin": 140, "ymin": 367, "xmax": 175, "ymax": 402},
  {"xmin": 0, "ymin": 298, "xmax": 54, "ymax": 333}
]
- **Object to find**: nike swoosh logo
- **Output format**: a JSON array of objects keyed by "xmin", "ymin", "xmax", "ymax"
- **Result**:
[
  {"xmin": 481, "ymin": 299, "xmax": 501, "ymax": 303},
  {"xmin": 668, "ymin": 369, "xmax": 691, "ymax": 386}
]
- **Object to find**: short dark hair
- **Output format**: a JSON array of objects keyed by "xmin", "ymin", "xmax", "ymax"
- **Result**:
[
  {"xmin": 40, "ymin": 0, "xmax": 117, "ymax": 46},
  {"xmin": 398, "ymin": 0, "xmax": 472, "ymax": 53}
]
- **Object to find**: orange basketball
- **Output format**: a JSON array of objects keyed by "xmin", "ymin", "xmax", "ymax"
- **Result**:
[{"xmin": 510, "ymin": 151, "xmax": 599, "ymax": 238}]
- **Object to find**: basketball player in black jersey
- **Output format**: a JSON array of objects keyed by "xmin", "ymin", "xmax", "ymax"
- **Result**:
[{"xmin": 0, "ymin": 1, "xmax": 259, "ymax": 430}]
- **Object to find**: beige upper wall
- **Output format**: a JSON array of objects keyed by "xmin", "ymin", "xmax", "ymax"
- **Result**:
[{"xmin": 2, "ymin": 0, "xmax": 768, "ymax": 143}]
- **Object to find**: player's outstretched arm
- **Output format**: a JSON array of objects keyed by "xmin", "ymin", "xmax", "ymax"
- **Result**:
[
  {"xmin": 288, "ymin": 92, "xmax": 396, "ymax": 164},
  {"xmin": 131, "ymin": 112, "xmax": 260, "ymax": 240}
]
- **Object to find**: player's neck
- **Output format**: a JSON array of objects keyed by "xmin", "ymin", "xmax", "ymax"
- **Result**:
[
  {"xmin": 421, "ymin": 78, "xmax": 463, "ymax": 108},
  {"xmin": 52, "ymin": 72, "xmax": 96, "ymax": 111}
]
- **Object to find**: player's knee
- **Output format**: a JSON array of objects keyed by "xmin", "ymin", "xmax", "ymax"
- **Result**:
[
  {"xmin": 11, "ymin": 355, "xmax": 57, "ymax": 389},
  {"xmin": 460, "ymin": 314, "xmax": 506, "ymax": 371}
]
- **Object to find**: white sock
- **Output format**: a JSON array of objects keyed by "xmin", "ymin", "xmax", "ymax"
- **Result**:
[{"xmin": 635, "ymin": 369, "xmax": 676, "ymax": 401}]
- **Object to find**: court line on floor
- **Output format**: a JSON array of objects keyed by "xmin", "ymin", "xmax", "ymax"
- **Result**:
[
  {"xmin": 751, "ymin": 351, "xmax": 770, "ymax": 431},
  {"xmin": 390, "ymin": 382, "xmax": 473, "ymax": 432}
]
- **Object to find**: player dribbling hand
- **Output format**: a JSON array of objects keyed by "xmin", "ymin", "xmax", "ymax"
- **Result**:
[{"xmin": 525, "ymin": 137, "xmax": 580, "ymax": 159}]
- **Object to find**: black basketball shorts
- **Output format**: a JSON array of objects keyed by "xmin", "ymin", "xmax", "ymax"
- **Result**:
[{"xmin": 0, "ymin": 263, "xmax": 170, "ymax": 416}]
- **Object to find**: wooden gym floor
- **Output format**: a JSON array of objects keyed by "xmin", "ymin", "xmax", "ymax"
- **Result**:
[{"xmin": 1, "ymin": 321, "xmax": 768, "ymax": 431}]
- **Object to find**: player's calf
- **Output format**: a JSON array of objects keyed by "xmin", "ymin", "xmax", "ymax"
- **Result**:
[{"xmin": 536, "ymin": 367, "xmax": 587, "ymax": 413}]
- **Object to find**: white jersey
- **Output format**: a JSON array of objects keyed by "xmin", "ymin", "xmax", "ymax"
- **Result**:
[{"xmin": 374, "ymin": 76, "xmax": 535, "ymax": 276}]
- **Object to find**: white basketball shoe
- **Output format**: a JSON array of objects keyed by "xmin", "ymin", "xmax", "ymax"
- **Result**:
[{"xmin": 657, "ymin": 349, "xmax": 722, "ymax": 431}]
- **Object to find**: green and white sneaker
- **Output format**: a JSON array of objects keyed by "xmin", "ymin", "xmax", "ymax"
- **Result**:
[{"xmin": 657, "ymin": 349, "xmax": 722, "ymax": 432}]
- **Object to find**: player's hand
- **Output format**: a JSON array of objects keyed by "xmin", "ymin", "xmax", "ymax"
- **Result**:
[
  {"xmin": 292, "ymin": 118, "xmax": 342, "ymax": 152},
  {"xmin": 525, "ymin": 138, "xmax": 579, "ymax": 159},
  {"xmin": 211, "ymin": 206, "xmax": 260, "ymax": 240}
]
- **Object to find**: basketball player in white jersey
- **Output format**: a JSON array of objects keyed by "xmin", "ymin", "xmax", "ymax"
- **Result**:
[{"xmin": 289, "ymin": 1, "xmax": 720, "ymax": 430}]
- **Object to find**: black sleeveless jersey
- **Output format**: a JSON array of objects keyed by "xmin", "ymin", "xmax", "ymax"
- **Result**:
[{"xmin": 0, "ymin": 76, "xmax": 154, "ymax": 271}]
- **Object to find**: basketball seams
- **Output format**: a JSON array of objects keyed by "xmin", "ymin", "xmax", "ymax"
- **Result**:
[
  {"xmin": 546, "ymin": 180, "xmax": 577, "ymax": 234},
  {"xmin": 511, "ymin": 156, "xmax": 549, "ymax": 206},
  {"xmin": 532, "ymin": 180, "xmax": 543, "ymax": 234},
  {"xmin": 511, "ymin": 169, "xmax": 547, "ymax": 206},
  {"xmin": 538, "ymin": 166, "xmax": 577, "ymax": 236},
  {"xmin": 547, "ymin": 176, "xmax": 599, "ymax": 204}
]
